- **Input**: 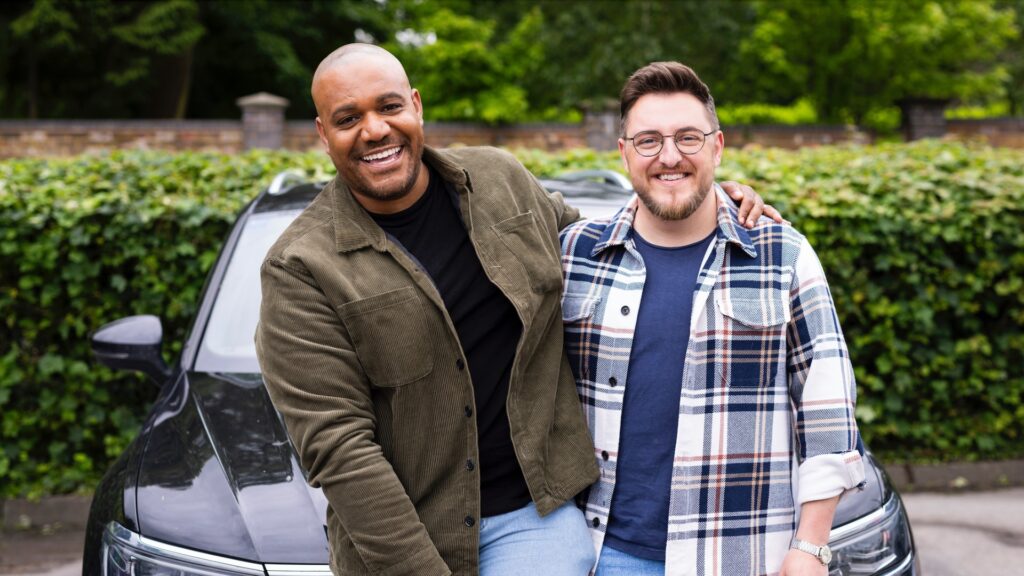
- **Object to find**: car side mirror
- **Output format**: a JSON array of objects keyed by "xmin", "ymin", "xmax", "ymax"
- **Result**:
[{"xmin": 91, "ymin": 315, "xmax": 171, "ymax": 386}]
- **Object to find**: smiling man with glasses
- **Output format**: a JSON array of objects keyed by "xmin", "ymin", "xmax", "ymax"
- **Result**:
[{"xmin": 560, "ymin": 62, "xmax": 865, "ymax": 576}]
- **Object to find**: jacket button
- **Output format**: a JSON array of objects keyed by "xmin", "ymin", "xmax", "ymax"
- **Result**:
[
  {"xmin": 456, "ymin": 358, "xmax": 466, "ymax": 371},
  {"xmin": 464, "ymin": 516, "xmax": 475, "ymax": 527},
  {"xmin": 591, "ymin": 517, "xmax": 600, "ymax": 528},
  {"xmin": 608, "ymin": 376, "xmax": 617, "ymax": 387},
  {"xmin": 601, "ymin": 450, "xmax": 609, "ymax": 461},
  {"xmin": 466, "ymin": 459, "xmax": 475, "ymax": 471},
  {"xmin": 620, "ymin": 305, "xmax": 630, "ymax": 316},
  {"xmin": 464, "ymin": 405, "xmax": 473, "ymax": 418}
]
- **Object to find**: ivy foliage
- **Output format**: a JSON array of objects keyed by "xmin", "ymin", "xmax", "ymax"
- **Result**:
[
  {"xmin": 1, "ymin": 142, "xmax": 1022, "ymax": 497},
  {"xmin": 0, "ymin": 150, "xmax": 332, "ymax": 497}
]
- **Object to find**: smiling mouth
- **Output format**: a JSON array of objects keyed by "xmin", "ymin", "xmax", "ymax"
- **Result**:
[
  {"xmin": 361, "ymin": 146, "xmax": 402, "ymax": 164},
  {"xmin": 656, "ymin": 172, "xmax": 691, "ymax": 182}
]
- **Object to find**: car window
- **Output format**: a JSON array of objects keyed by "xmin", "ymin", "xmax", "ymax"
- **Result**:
[{"xmin": 194, "ymin": 210, "xmax": 301, "ymax": 373}]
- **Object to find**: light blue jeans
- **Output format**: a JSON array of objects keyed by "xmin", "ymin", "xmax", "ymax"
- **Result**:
[
  {"xmin": 479, "ymin": 501, "xmax": 595, "ymax": 575},
  {"xmin": 595, "ymin": 544, "xmax": 665, "ymax": 576}
]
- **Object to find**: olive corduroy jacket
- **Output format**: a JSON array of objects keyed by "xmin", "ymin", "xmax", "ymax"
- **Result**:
[{"xmin": 255, "ymin": 146, "xmax": 599, "ymax": 575}]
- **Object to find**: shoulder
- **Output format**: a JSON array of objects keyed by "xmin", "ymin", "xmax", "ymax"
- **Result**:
[
  {"xmin": 440, "ymin": 145, "xmax": 518, "ymax": 166},
  {"xmin": 739, "ymin": 216, "xmax": 809, "ymax": 267},
  {"xmin": 263, "ymin": 190, "xmax": 333, "ymax": 276},
  {"xmin": 439, "ymin": 146, "xmax": 530, "ymax": 180},
  {"xmin": 559, "ymin": 216, "xmax": 612, "ymax": 255}
]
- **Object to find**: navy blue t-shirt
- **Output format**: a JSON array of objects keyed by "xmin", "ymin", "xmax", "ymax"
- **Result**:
[{"xmin": 604, "ymin": 228, "xmax": 716, "ymax": 560}]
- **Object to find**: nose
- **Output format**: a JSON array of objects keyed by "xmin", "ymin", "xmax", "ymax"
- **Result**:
[
  {"xmin": 657, "ymin": 136, "xmax": 683, "ymax": 166},
  {"xmin": 361, "ymin": 113, "xmax": 391, "ymax": 142}
]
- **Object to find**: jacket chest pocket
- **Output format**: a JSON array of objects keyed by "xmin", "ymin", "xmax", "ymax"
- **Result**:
[
  {"xmin": 338, "ymin": 286, "xmax": 434, "ymax": 388},
  {"xmin": 491, "ymin": 211, "xmax": 563, "ymax": 294},
  {"xmin": 713, "ymin": 284, "xmax": 791, "ymax": 389}
]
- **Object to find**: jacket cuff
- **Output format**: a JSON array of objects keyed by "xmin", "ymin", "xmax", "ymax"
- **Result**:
[{"xmin": 797, "ymin": 451, "xmax": 866, "ymax": 504}]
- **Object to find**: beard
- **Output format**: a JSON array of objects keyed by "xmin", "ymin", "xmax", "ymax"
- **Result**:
[
  {"xmin": 633, "ymin": 171, "xmax": 714, "ymax": 221},
  {"xmin": 340, "ymin": 136, "xmax": 424, "ymax": 203}
]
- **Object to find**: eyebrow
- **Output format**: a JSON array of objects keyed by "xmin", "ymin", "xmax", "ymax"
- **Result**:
[{"xmin": 330, "ymin": 92, "xmax": 407, "ymax": 119}]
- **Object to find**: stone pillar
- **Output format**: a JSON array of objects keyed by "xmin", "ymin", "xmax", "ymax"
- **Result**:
[
  {"xmin": 582, "ymin": 101, "xmax": 620, "ymax": 151},
  {"xmin": 898, "ymin": 98, "xmax": 950, "ymax": 141},
  {"xmin": 236, "ymin": 92, "xmax": 290, "ymax": 150}
]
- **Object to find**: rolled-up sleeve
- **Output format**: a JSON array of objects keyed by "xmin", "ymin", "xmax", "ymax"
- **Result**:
[{"xmin": 787, "ymin": 237, "xmax": 865, "ymax": 503}]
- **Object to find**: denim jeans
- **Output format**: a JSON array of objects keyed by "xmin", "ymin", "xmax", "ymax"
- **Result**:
[
  {"xmin": 479, "ymin": 501, "xmax": 595, "ymax": 576},
  {"xmin": 594, "ymin": 544, "xmax": 665, "ymax": 576}
]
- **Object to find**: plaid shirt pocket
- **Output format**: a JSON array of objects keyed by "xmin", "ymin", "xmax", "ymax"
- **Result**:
[
  {"xmin": 713, "ymin": 278, "xmax": 791, "ymax": 389},
  {"xmin": 562, "ymin": 294, "xmax": 601, "ymax": 383}
]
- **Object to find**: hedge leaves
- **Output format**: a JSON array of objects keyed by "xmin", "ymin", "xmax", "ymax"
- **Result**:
[{"xmin": 1, "ymin": 142, "xmax": 1021, "ymax": 497}]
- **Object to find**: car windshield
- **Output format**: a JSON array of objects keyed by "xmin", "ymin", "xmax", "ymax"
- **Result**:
[{"xmin": 194, "ymin": 210, "xmax": 302, "ymax": 373}]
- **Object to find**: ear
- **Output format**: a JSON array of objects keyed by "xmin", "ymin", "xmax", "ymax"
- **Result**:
[
  {"xmin": 411, "ymin": 88, "xmax": 424, "ymax": 124},
  {"xmin": 315, "ymin": 117, "xmax": 329, "ymax": 149},
  {"xmin": 712, "ymin": 130, "xmax": 725, "ymax": 167},
  {"xmin": 618, "ymin": 138, "xmax": 629, "ymax": 172}
]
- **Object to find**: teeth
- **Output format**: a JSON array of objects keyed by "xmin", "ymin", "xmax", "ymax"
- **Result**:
[
  {"xmin": 658, "ymin": 173, "xmax": 685, "ymax": 181},
  {"xmin": 362, "ymin": 147, "xmax": 401, "ymax": 162}
]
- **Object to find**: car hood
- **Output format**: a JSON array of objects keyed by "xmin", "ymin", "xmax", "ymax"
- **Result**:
[{"xmin": 136, "ymin": 372, "xmax": 329, "ymax": 564}]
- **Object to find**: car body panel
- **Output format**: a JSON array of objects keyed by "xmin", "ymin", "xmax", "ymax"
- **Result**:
[{"xmin": 135, "ymin": 372, "xmax": 329, "ymax": 563}]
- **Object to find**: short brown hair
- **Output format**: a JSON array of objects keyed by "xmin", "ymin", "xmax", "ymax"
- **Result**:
[{"xmin": 619, "ymin": 62, "xmax": 718, "ymax": 135}]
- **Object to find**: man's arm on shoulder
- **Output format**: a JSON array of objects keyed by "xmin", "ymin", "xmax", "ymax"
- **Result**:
[
  {"xmin": 256, "ymin": 258, "xmax": 449, "ymax": 576},
  {"xmin": 720, "ymin": 180, "xmax": 786, "ymax": 228}
]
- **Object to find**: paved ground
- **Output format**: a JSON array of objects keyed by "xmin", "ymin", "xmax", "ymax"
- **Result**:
[
  {"xmin": 3, "ymin": 488, "xmax": 1024, "ymax": 575},
  {"xmin": 902, "ymin": 487, "xmax": 1024, "ymax": 576}
]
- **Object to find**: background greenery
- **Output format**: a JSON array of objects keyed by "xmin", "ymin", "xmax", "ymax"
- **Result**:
[
  {"xmin": 1, "ymin": 142, "xmax": 1022, "ymax": 497},
  {"xmin": 2, "ymin": 0, "xmax": 1023, "ymax": 128}
]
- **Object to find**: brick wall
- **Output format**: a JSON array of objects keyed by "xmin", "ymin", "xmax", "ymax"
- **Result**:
[
  {"xmin": 947, "ymin": 118, "xmax": 1024, "ymax": 148},
  {"xmin": 2, "ymin": 117, "xmax": 1021, "ymax": 159},
  {"xmin": 0, "ymin": 120, "xmax": 244, "ymax": 158},
  {"xmin": 723, "ymin": 124, "xmax": 871, "ymax": 148}
]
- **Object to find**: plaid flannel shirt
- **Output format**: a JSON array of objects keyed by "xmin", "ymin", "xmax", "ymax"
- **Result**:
[{"xmin": 560, "ymin": 185, "xmax": 865, "ymax": 576}]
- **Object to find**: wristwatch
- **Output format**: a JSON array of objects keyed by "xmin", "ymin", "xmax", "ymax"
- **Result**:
[{"xmin": 791, "ymin": 538, "xmax": 832, "ymax": 566}]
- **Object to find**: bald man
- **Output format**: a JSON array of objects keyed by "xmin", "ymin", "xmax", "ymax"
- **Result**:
[{"xmin": 256, "ymin": 44, "xmax": 774, "ymax": 576}]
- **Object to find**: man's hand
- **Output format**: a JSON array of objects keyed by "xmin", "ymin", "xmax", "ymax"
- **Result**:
[
  {"xmin": 779, "ymin": 548, "xmax": 827, "ymax": 576},
  {"xmin": 719, "ymin": 180, "xmax": 786, "ymax": 229}
]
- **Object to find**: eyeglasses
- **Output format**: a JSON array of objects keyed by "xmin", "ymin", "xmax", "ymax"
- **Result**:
[{"xmin": 624, "ymin": 128, "xmax": 718, "ymax": 157}]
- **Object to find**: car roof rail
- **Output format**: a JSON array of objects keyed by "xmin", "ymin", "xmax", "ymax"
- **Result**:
[
  {"xmin": 553, "ymin": 169, "xmax": 633, "ymax": 191},
  {"xmin": 267, "ymin": 170, "xmax": 310, "ymax": 196}
]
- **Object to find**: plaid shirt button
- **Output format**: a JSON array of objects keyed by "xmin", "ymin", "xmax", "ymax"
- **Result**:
[{"xmin": 620, "ymin": 305, "xmax": 630, "ymax": 315}]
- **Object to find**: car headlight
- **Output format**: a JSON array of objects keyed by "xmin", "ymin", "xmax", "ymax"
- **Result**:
[
  {"xmin": 828, "ymin": 495, "xmax": 914, "ymax": 576},
  {"xmin": 102, "ymin": 522, "xmax": 265, "ymax": 576}
]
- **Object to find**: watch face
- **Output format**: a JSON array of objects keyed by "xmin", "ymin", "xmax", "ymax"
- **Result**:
[{"xmin": 819, "ymin": 545, "xmax": 832, "ymax": 565}]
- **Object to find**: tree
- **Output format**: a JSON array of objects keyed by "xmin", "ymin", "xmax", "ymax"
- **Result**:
[
  {"xmin": 734, "ymin": 0, "xmax": 1018, "ymax": 124},
  {"xmin": 1, "ymin": 0, "xmax": 204, "ymax": 119}
]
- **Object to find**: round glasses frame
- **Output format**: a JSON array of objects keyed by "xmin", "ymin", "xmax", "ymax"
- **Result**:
[{"xmin": 624, "ymin": 128, "xmax": 718, "ymax": 157}]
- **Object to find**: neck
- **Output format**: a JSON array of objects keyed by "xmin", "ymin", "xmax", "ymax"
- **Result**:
[{"xmin": 633, "ymin": 186, "xmax": 718, "ymax": 247}]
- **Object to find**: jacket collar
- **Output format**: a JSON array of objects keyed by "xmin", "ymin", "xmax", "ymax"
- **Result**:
[
  {"xmin": 591, "ymin": 183, "xmax": 758, "ymax": 258},
  {"xmin": 329, "ymin": 146, "xmax": 471, "ymax": 253}
]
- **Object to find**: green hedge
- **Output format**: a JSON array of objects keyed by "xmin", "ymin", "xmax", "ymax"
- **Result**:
[
  {"xmin": 1, "ymin": 142, "xmax": 1022, "ymax": 497},
  {"xmin": 0, "ymin": 150, "xmax": 333, "ymax": 497}
]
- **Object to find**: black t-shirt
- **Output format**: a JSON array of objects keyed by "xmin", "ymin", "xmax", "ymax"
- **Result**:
[{"xmin": 369, "ymin": 167, "xmax": 530, "ymax": 517}]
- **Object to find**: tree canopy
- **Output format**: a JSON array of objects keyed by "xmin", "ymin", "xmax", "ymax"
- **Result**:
[{"xmin": 0, "ymin": 0, "xmax": 1019, "ymax": 125}]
